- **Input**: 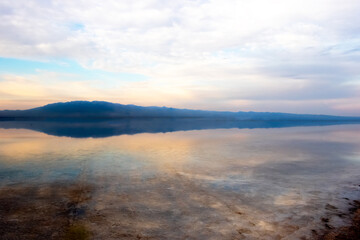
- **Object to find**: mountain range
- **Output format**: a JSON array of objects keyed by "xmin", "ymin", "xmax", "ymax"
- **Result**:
[{"xmin": 0, "ymin": 101, "xmax": 359, "ymax": 121}]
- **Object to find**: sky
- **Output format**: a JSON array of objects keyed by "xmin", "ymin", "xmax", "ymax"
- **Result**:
[{"xmin": 0, "ymin": 0, "xmax": 360, "ymax": 115}]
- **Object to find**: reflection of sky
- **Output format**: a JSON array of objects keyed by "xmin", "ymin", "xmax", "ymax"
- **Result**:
[{"xmin": 0, "ymin": 125, "xmax": 360, "ymax": 238}]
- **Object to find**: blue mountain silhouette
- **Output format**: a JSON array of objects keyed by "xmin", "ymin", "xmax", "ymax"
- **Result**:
[{"xmin": 0, "ymin": 101, "xmax": 359, "ymax": 121}]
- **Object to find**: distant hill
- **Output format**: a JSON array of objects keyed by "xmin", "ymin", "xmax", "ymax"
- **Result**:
[{"xmin": 0, "ymin": 101, "xmax": 359, "ymax": 121}]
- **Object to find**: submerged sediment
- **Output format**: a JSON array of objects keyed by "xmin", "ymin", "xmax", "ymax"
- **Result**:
[
  {"xmin": 1, "ymin": 126, "xmax": 360, "ymax": 239},
  {"xmin": 319, "ymin": 199, "xmax": 360, "ymax": 240},
  {"xmin": 0, "ymin": 182, "xmax": 93, "ymax": 240},
  {"xmin": 0, "ymin": 178, "xmax": 359, "ymax": 240}
]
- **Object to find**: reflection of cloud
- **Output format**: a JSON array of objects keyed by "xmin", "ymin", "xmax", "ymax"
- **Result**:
[
  {"xmin": 345, "ymin": 154, "xmax": 360, "ymax": 163},
  {"xmin": 257, "ymin": 221, "xmax": 276, "ymax": 231},
  {"xmin": 1, "ymin": 125, "xmax": 360, "ymax": 238},
  {"xmin": 274, "ymin": 191, "xmax": 306, "ymax": 206},
  {"xmin": 0, "ymin": 128, "xmax": 247, "ymax": 169}
]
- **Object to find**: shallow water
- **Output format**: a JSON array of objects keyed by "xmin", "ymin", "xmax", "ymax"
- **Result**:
[{"xmin": 0, "ymin": 123, "xmax": 360, "ymax": 239}]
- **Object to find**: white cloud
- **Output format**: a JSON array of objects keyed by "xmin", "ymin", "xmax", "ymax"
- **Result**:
[{"xmin": 0, "ymin": 0, "xmax": 360, "ymax": 114}]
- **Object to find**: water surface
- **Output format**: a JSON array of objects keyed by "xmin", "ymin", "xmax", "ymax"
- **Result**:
[{"xmin": 0, "ymin": 122, "xmax": 360, "ymax": 239}]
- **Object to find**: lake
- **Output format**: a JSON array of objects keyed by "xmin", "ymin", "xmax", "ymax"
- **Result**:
[{"xmin": 0, "ymin": 121, "xmax": 360, "ymax": 239}]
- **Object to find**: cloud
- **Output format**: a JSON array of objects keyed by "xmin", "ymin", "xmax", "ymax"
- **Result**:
[
  {"xmin": 1, "ymin": 0, "xmax": 359, "ymax": 66},
  {"xmin": 0, "ymin": 0, "xmax": 360, "ymax": 114}
]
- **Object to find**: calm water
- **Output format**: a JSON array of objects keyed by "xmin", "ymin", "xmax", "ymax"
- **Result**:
[{"xmin": 0, "ymin": 122, "xmax": 360, "ymax": 239}]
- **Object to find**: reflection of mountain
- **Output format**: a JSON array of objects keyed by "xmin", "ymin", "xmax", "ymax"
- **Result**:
[
  {"xmin": 1, "ymin": 101, "xmax": 360, "ymax": 120},
  {"xmin": 0, "ymin": 119, "xmax": 359, "ymax": 138},
  {"xmin": 1, "ymin": 101, "xmax": 360, "ymax": 138}
]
